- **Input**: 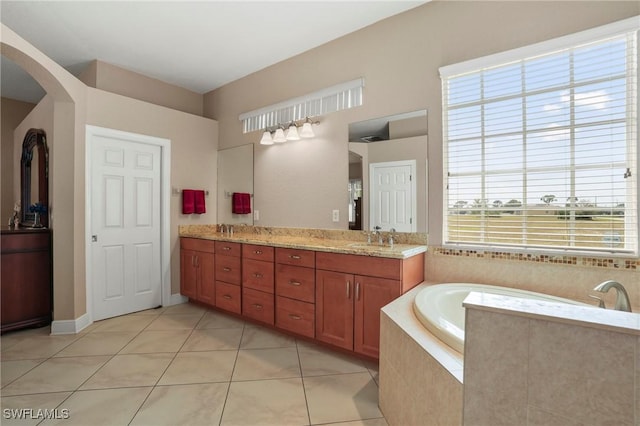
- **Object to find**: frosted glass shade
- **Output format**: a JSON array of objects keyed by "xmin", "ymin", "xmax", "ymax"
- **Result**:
[
  {"xmin": 300, "ymin": 122, "xmax": 315, "ymax": 138},
  {"xmin": 286, "ymin": 123, "xmax": 300, "ymax": 140},
  {"xmin": 260, "ymin": 131, "xmax": 274, "ymax": 145},
  {"xmin": 273, "ymin": 128, "xmax": 287, "ymax": 143}
]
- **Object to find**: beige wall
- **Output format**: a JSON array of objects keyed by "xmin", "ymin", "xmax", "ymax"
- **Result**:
[
  {"xmin": 86, "ymin": 88, "xmax": 219, "ymax": 294},
  {"xmin": 1, "ymin": 97, "xmax": 35, "ymax": 222},
  {"xmin": 80, "ymin": 60, "xmax": 204, "ymax": 116},
  {"xmin": 204, "ymin": 1, "xmax": 639, "ymax": 234}
]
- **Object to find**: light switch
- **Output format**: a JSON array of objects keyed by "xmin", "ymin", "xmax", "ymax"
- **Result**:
[
  {"xmin": 254, "ymin": 210, "xmax": 260, "ymax": 221},
  {"xmin": 332, "ymin": 210, "xmax": 339, "ymax": 222}
]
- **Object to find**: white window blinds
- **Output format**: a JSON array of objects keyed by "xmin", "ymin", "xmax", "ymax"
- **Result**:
[
  {"xmin": 239, "ymin": 78, "xmax": 364, "ymax": 133},
  {"xmin": 440, "ymin": 18, "xmax": 639, "ymax": 255}
]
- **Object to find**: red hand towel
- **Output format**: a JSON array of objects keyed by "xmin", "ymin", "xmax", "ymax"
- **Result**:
[
  {"xmin": 232, "ymin": 192, "xmax": 251, "ymax": 214},
  {"xmin": 194, "ymin": 190, "xmax": 206, "ymax": 214},
  {"xmin": 182, "ymin": 189, "xmax": 195, "ymax": 214}
]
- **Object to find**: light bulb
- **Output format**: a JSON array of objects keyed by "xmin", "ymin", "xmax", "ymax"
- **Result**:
[
  {"xmin": 300, "ymin": 121, "xmax": 315, "ymax": 138},
  {"xmin": 286, "ymin": 123, "xmax": 300, "ymax": 140}
]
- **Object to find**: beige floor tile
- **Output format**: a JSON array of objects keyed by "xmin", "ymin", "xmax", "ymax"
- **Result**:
[
  {"xmin": 0, "ymin": 392, "xmax": 72, "ymax": 426},
  {"xmin": 181, "ymin": 328, "xmax": 243, "ymax": 351},
  {"xmin": 130, "ymin": 383, "xmax": 228, "ymax": 426},
  {"xmin": 2, "ymin": 356, "xmax": 110, "ymax": 396},
  {"xmin": 0, "ymin": 335, "xmax": 79, "ymax": 361},
  {"xmin": 79, "ymin": 353, "xmax": 174, "ymax": 390},
  {"xmin": 145, "ymin": 314, "xmax": 203, "ymax": 331},
  {"xmin": 0, "ymin": 327, "xmax": 51, "ymax": 351},
  {"xmin": 39, "ymin": 387, "xmax": 152, "ymax": 426},
  {"xmin": 1, "ymin": 359, "xmax": 44, "ymax": 387},
  {"xmin": 89, "ymin": 315, "xmax": 156, "ymax": 333},
  {"xmin": 221, "ymin": 378, "xmax": 309, "ymax": 426},
  {"xmin": 364, "ymin": 361, "xmax": 380, "ymax": 385},
  {"xmin": 329, "ymin": 419, "xmax": 389, "ymax": 426},
  {"xmin": 297, "ymin": 342, "xmax": 367, "ymax": 376},
  {"xmin": 158, "ymin": 350, "xmax": 237, "ymax": 385},
  {"xmin": 197, "ymin": 310, "xmax": 245, "ymax": 329},
  {"xmin": 232, "ymin": 347, "xmax": 301, "ymax": 381},
  {"xmin": 240, "ymin": 326, "xmax": 296, "ymax": 349},
  {"xmin": 304, "ymin": 372, "xmax": 382, "ymax": 424},
  {"xmin": 161, "ymin": 302, "xmax": 207, "ymax": 316},
  {"xmin": 53, "ymin": 331, "xmax": 138, "ymax": 357},
  {"xmin": 119, "ymin": 330, "xmax": 191, "ymax": 354}
]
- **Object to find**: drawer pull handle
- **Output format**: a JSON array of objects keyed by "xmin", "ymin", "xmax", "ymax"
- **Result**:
[
  {"xmin": 289, "ymin": 281, "xmax": 302, "ymax": 286},
  {"xmin": 222, "ymin": 246, "xmax": 231, "ymax": 251},
  {"xmin": 253, "ymin": 304, "xmax": 263, "ymax": 310},
  {"xmin": 356, "ymin": 282, "xmax": 361, "ymax": 301},
  {"xmin": 290, "ymin": 255, "xmax": 301, "ymax": 260},
  {"xmin": 223, "ymin": 267, "xmax": 231, "ymax": 272},
  {"xmin": 346, "ymin": 281, "xmax": 351, "ymax": 299},
  {"xmin": 253, "ymin": 273, "xmax": 263, "ymax": 278},
  {"xmin": 223, "ymin": 295, "xmax": 232, "ymax": 300},
  {"xmin": 289, "ymin": 314, "xmax": 302, "ymax": 320},
  {"xmin": 254, "ymin": 250, "xmax": 262, "ymax": 255}
]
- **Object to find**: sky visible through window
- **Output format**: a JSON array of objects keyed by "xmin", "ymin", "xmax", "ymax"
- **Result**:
[{"xmin": 444, "ymin": 34, "xmax": 636, "ymax": 251}]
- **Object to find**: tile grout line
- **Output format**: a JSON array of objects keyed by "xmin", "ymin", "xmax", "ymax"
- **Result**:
[
  {"xmin": 217, "ymin": 321, "xmax": 247, "ymax": 426},
  {"xmin": 295, "ymin": 339, "xmax": 313, "ymax": 426}
]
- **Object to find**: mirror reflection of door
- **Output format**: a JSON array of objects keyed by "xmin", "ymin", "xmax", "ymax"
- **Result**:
[
  {"xmin": 370, "ymin": 160, "xmax": 416, "ymax": 232},
  {"xmin": 348, "ymin": 151, "xmax": 363, "ymax": 230}
]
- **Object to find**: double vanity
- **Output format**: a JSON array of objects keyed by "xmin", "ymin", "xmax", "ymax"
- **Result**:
[{"xmin": 179, "ymin": 225, "xmax": 426, "ymax": 359}]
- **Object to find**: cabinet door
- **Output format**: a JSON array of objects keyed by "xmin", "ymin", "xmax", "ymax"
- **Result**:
[
  {"xmin": 315, "ymin": 270, "xmax": 353, "ymax": 350},
  {"xmin": 197, "ymin": 251, "xmax": 216, "ymax": 306},
  {"xmin": 354, "ymin": 275, "xmax": 400, "ymax": 358},
  {"xmin": 180, "ymin": 249, "xmax": 197, "ymax": 299}
]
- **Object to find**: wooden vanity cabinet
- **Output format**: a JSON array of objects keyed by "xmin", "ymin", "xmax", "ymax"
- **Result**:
[
  {"xmin": 1, "ymin": 229, "xmax": 52, "ymax": 333},
  {"xmin": 275, "ymin": 248, "xmax": 316, "ymax": 338},
  {"xmin": 214, "ymin": 241, "xmax": 242, "ymax": 314},
  {"xmin": 242, "ymin": 244, "xmax": 275, "ymax": 325},
  {"xmin": 315, "ymin": 252, "xmax": 423, "ymax": 358},
  {"xmin": 180, "ymin": 238, "xmax": 215, "ymax": 305}
]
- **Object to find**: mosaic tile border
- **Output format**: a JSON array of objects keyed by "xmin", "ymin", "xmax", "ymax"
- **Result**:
[{"xmin": 433, "ymin": 247, "xmax": 639, "ymax": 271}]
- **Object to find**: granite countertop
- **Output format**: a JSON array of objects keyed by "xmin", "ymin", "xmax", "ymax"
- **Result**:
[{"xmin": 179, "ymin": 228, "xmax": 427, "ymax": 259}]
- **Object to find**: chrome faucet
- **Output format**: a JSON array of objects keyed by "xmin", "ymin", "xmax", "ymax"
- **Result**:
[
  {"xmin": 592, "ymin": 280, "xmax": 632, "ymax": 312},
  {"xmin": 389, "ymin": 228, "xmax": 396, "ymax": 248},
  {"xmin": 373, "ymin": 226, "xmax": 383, "ymax": 245},
  {"xmin": 220, "ymin": 224, "xmax": 227, "ymax": 234}
]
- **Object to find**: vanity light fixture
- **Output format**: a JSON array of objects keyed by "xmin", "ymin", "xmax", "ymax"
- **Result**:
[{"xmin": 257, "ymin": 117, "xmax": 320, "ymax": 145}]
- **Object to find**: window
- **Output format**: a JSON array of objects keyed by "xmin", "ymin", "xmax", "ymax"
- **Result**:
[{"xmin": 440, "ymin": 18, "xmax": 638, "ymax": 255}]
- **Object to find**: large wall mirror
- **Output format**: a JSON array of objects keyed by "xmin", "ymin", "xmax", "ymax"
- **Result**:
[
  {"xmin": 20, "ymin": 128, "xmax": 49, "ymax": 228},
  {"xmin": 217, "ymin": 144, "xmax": 254, "ymax": 225},
  {"xmin": 348, "ymin": 110, "xmax": 428, "ymax": 233}
]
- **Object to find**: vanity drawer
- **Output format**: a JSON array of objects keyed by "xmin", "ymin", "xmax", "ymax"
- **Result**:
[
  {"xmin": 242, "ymin": 288, "xmax": 274, "ymax": 325},
  {"xmin": 243, "ymin": 259, "xmax": 275, "ymax": 293},
  {"xmin": 275, "ymin": 248, "xmax": 316, "ymax": 268},
  {"xmin": 316, "ymin": 251, "xmax": 402, "ymax": 280},
  {"xmin": 215, "ymin": 254, "xmax": 241, "ymax": 285},
  {"xmin": 215, "ymin": 241, "xmax": 241, "ymax": 257},
  {"xmin": 180, "ymin": 238, "xmax": 215, "ymax": 253},
  {"xmin": 276, "ymin": 264, "xmax": 315, "ymax": 303},
  {"xmin": 276, "ymin": 296, "xmax": 315, "ymax": 338},
  {"xmin": 243, "ymin": 244, "xmax": 274, "ymax": 261},
  {"xmin": 215, "ymin": 282, "xmax": 241, "ymax": 314}
]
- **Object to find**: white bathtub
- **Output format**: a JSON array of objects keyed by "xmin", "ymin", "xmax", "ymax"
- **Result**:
[{"xmin": 413, "ymin": 283, "xmax": 588, "ymax": 353}]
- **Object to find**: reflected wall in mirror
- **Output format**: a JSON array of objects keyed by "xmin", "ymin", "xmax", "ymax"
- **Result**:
[
  {"xmin": 20, "ymin": 128, "xmax": 49, "ymax": 228},
  {"xmin": 217, "ymin": 143, "xmax": 254, "ymax": 225},
  {"xmin": 348, "ymin": 110, "xmax": 427, "ymax": 233}
]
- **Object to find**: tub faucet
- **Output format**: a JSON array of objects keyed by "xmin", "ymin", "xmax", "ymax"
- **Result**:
[{"xmin": 593, "ymin": 280, "xmax": 632, "ymax": 312}]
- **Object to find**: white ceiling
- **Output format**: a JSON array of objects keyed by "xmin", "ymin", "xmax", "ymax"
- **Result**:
[{"xmin": 1, "ymin": 1, "xmax": 427, "ymax": 104}]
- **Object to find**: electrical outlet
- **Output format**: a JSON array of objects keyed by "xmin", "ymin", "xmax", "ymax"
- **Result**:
[
  {"xmin": 254, "ymin": 210, "xmax": 260, "ymax": 221},
  {"xmin": 332, "ymin": 209, "xmax": 340, "ymax": 222}
]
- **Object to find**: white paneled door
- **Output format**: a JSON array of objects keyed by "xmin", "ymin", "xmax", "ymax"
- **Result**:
[
  {"xmin": 91, "ymin": 133, "xmax": 162, "ymax": 321},
  {"xmin": 370, "ymin": 160, "xmax": 416, "ymax": 233}
]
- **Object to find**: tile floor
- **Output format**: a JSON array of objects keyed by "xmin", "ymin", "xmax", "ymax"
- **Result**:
[{"xmin": 0, "ymin": 303, "xmax": 387, "ymax": 426}]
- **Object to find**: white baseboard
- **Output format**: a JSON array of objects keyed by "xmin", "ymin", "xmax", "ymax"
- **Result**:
[
  {"xmin": 50, "ymin": 312, "xmax": 92, "ymax": 335},
  {"xmin": 169, "ymin": 293, "xmax": 188, "ymax": 306}
]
